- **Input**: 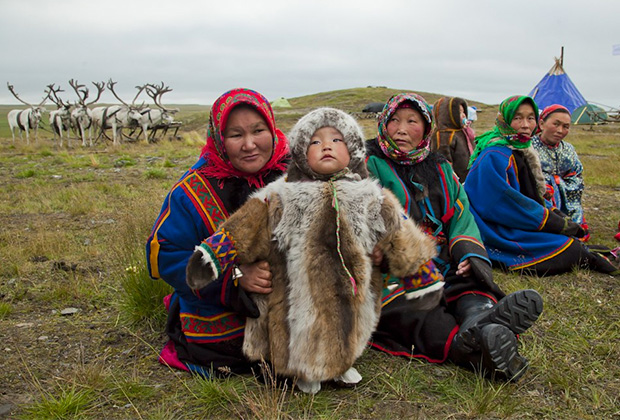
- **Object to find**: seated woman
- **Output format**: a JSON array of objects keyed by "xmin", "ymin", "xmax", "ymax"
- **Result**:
[
  {"xmin": 532, "ymin": 104, "xmax": 589, "ymax": 241},
  {"xmin": 366, "ymin": 92, "xmax": 543, "ymax": 382},
  {"xmin": 430, "ymin": 96, "xmax": 476, "ymax": 181},
  {"xmin": 146, "ymin": 88, "xmax": 289, "ymax": 376},
  {"xmin": 465, "ymin": 95, "xmax": 619, "ymax": 276}
]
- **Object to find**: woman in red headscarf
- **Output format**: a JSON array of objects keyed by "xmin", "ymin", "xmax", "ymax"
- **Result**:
[
  {"xmin": 146, "ymin": 88, "xmax": 289, "ymax": 376},
  {"xmin": 532, "ymin": 105, "xmax": 588, "ymax": 240}
]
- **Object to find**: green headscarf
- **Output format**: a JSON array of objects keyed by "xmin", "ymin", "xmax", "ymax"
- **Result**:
[{"xmin": 468, "ymin": 95, "xmax": 539, "ymax": 167}]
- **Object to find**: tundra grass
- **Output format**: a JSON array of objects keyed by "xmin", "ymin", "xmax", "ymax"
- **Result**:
[{"xmin": 1, "ymin": 91, "xmax": 619, "ymax": 419}]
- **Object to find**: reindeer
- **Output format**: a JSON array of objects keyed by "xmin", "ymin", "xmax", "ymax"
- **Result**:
[
  {"xmin": 139, "ymin": 82, "xmax": 180, "ymax": 142},
  {"xmin": 6, "ymin": 83, "xmax": 48, "ymax": 144},
  {"xmin": 46, "ymin": 84, "xmax": 73, "ymax": 147},
  {"xmin": 91, "ymin": 80, "xmax": 144, "ymax": 146},
  {"xmin": 69, "ymin": 80, "xmax": 104, "ymax": 147}
]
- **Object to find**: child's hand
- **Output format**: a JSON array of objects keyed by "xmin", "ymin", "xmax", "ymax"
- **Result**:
[
  {"xmin": 456, "ymin": 259, "xmax": 472, "ymax": 277},
  {"xmin": 238, "ymin": 261, "xmax": 273, "ymax": 294},
  {"xmin": 370, "ymin": 245, "xmax": 384, "ymax": 266}
]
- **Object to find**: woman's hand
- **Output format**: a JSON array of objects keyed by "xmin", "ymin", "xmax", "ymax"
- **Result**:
[
  {"xmin": 238, "ymin": 261, "xmax": 273, "ymax": 294},
  {"xmin": 456, "ymin": 259, "xmax": 472, "ymax": 277}
]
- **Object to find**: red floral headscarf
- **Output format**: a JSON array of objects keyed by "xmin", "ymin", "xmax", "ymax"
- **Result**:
[{"xmin": 199, "ymin": 88, "xmax": 289, "ymax": 188}]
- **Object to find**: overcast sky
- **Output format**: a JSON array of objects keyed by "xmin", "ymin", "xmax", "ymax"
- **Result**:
[{"xmin": 1, "ymin": 0, "xmax": 619, "ymax": 108}]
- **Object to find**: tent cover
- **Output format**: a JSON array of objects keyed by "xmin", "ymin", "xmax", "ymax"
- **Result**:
[
  {"xmin": 271, "ymin": 97, "xmax": 292, "ymax": 108},
  {"xmin": 571, "ymin": 103, "xmax": 608, "ymax": 125},
  {"xmin": 529, "ymin": 58, "xmax": 587, "ymax": 113}
]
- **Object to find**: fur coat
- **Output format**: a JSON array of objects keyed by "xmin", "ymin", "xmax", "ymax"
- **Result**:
[{"xmin": 186, "ymin": 174, "xmax": 437, "ymax": 384}]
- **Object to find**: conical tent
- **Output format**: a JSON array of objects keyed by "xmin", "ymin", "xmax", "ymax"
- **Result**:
[
  {"xmin": 529, "ymin": 58, "xmax": 587, "ymax": 113},
  {"xmin": 271, "ymin": 97, "xmax": 292, "ymax": 108},
  {"xmin": 571, "ymin": 104, "xmax": 608, "ymax": 125}
]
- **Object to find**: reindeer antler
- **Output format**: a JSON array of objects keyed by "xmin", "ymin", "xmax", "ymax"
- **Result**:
[
  {"xmin": 7, "ymin": 82, "xmax": 33, "ymax": 107},
  {"xmin": 69, "ymin": 79, "xmax": 88, "ymax": 105},
  {"xmin": 107, "ymin": 79, "xmax": 130, "ymax": 106},
  {"xmin": 146, "ymin": 81, "xmax": 173, "ymax": 111},
  {"xmin": 7, "ymin": 82, "xmax": 48, "ymax": 108},
  {"xmin": 132, "ymin": 84, "xmax": 147, "ymax": 109},
  {"xmin": 88, "ymin": 81, "xmax": 105, "ymax": 106},
  {"xmin": 69, "ymin": 79, "xmax": 105, "ymax": 107},
  {"xmin": 46, "ymin": 83, "xmax": 68, "ymax": 108}
]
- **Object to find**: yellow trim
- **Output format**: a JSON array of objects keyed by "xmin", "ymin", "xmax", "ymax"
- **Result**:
[
  {"xmin": 510, "ymin": 239, "xmax": 574, "ymax": 270},
  {"xmin": 148, "ymin": 180, "xmax": 186, "ymax": 279},
  {"xmin": 181, "ymin": 311, "xmax": 237, "ymax": 322},
  {"xmin": 184, "ymin": 325, "xmax": 244, "ymax": 338},
  {"xmin": 538, "ymin": 208, "xmax": 549, "ymax": 231},
  {"xmin": 182, "ymin": 177, "xmax": 221, "ymax": 232}
]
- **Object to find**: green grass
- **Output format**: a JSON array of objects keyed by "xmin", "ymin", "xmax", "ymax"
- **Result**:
[{"xmin": 1, "ymin": 89, "xmax": 619, "ymax": 419}]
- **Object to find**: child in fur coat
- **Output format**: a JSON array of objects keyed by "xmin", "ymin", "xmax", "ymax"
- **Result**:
[{"xmin": 185, "ymin": 108, "xmax": 442, "ymax": 393}]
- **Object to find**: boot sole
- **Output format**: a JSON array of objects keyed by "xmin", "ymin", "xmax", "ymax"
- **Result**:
[
  {"xmin": 480, "ymin": 324, "xmax": 529, "ymax": 382},
  {"xmin": 488, "ymin": 289, "xmax": 543, "ymax": 334},
  {"xmin": 457, "ymin": 289, "xmax": 543, "ymax": 351}
]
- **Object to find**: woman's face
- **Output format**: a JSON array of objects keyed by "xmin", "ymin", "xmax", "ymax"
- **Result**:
[
  {"xmin": 223, "ymin": 106, "xmax": 273, "ymax": 173},
  {"xmin": 386, "ymin": 107, "xmax": 426, "ymax": 153},
  {"xmin": 539, "ymin": 112, "xmax": 571, "ymax": 146},
  {"xmin": 509, "ymin": 103, "xmax": 537, "ymax": 137}
]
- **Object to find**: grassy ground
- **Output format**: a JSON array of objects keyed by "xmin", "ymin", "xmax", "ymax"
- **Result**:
[{"xmin": 0, "ymin": 88, "xmax": 618, "ymax": 419}]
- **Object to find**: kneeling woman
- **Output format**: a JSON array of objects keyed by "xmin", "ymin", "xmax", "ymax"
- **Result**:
[
  {"xmin": 464, "ymin": 95, "xmax": 618, "ymax": 276},
  {"xmin": 146, "ymin": 88, "xmax": 289, "ymax": 375}
]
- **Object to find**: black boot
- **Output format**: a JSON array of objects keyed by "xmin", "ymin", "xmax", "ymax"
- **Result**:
[
  {"xmin": 453, "ymin": 289, "xmax": 543, "ymax": 352},
  {"xmin": 448, "ymin": 324, "xmax": 529, "ymax": 382}
]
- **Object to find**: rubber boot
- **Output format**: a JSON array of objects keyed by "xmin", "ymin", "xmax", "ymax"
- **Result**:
[
  {"xmin": 453, "ymin": 289, "xmax": 543, "ymax": 353},
  {"xmin": 448, "ymin": 324, "xmax": 529, "ymax": 382}
]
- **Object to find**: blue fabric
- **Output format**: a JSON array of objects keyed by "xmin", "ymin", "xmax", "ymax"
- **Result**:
[
  {"xmin": 465, "ymin": 145, "xmax": 574, "ymax": 269},
  {"xmin": 529, "ymin": 72, "xmax": 586, "ymax": 114},
  {"xmin": 146, "ymin": 156, "xmax": 246, "ymax": 343}
]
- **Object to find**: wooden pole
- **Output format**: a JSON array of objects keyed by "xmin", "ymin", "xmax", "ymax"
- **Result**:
[{"xmin": 561, "ymin": 46, "xmax": 564, "ymax": 67}]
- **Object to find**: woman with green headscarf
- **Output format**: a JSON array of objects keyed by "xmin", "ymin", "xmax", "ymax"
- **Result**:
[{"xmin": 465, "ymin": 95, "xmax": 618, "ymax": 276}]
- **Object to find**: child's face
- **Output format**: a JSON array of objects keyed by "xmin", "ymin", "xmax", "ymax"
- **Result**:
[
  {"xmin": 386, "ymin": 107, "xmax": 426, "ymax": 152},
  {"xmin": 509, "ymin": 103, "xmax": 537, "ymax": 137},
  {"xmin": 306, "ymin": 127, "xmax": 350, "ymax": 175},
  {"xmin": 459, "ymin": 105, "xmax": 467, "ymax": 123}
]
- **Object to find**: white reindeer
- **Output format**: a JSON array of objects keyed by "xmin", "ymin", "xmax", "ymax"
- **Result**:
[
  {"xmin": 91, "ymin": 80, "xmax": 144, "ymax": 146},
  {"xmin": 7, "ymin": 83, "xmax": 48, "ymax": 144},
  {"xmin": 69, "ymin": 80, "xmax": 104, "ymax": 147},
  {"xmin": 46, "ymin": 84, "xmax": 73, "ymax": 147}
]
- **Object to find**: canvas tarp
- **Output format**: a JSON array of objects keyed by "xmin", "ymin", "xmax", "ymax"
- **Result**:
[
  {"xmin": 571, "ymin": 104, "xmax": 608, "ymax": 125},
  {"xmin": 529, "ymin": 58, "xmax": 587, "ymax": 113}
]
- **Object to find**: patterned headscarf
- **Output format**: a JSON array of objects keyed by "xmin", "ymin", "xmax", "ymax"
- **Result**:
[
  {"xmin": 199, "ymin": 88, "xmax": 289, "ymax": 188},
  {"xmin": 377, "ymin": 93, "xmax": 433, "ymax": 165},
  {"xmin": 468, "ymin": 95, "xmax": 539, "ymax": 167}
]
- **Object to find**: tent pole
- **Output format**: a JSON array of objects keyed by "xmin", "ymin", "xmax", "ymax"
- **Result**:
[{"xmin": 561, "ymin": 46, "xmax": 564, "ymax": 67}]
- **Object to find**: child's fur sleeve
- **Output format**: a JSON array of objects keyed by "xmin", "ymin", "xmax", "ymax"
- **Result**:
[
  {"xmin": 377, "ymin": 189, "xmax": 444, "ymax": 309},
  {"xmin": 377, "ymin": 190, "xmax": 437, "ymax": 275},
  {"xmin": 186, "ymin": 197, "xmax": 272, "ymax": 291}
]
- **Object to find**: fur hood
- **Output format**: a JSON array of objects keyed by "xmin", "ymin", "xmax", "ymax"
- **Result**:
[
  {"xmin": 287, "ymin": 107, "xmax": 368, "ymax": 181},
  {"xmin": 433, "ymin": 97, "xmax": 468, "ymax": 130}
]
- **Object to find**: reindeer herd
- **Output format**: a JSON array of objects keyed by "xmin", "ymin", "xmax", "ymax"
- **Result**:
[{"xmin": 6, "ymin": 80, "xmax": 182, "ymax": 147}]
